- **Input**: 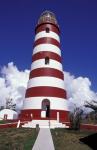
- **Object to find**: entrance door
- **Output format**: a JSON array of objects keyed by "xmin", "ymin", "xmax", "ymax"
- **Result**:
[
  {"xmin": 46, "ymin": 105, "xmax": 50, "ymax": 117},
  {"xmin": 41, "ymin": 99, "xmax": 50, "ymax": 118},
  {"xmin": 4, "ymin": 114, "xmax": 8, "ymax": 120}
]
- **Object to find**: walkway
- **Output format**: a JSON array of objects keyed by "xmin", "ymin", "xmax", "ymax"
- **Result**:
[{"xmin": 32, "ymin": 128, "xmax": 55, "ymax": 150}]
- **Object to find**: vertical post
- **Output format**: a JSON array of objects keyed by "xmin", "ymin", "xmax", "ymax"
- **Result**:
[
  {"xmin": 57, "ymin": 112, "xmax": 59, "ymax": 122},
  {"xmin": 17, "ymin": 120, "xmax": 20, "ymax": 128},
  {"xmin": 49, "ymin": 119, "xmax": 50, "ymax": 128}
]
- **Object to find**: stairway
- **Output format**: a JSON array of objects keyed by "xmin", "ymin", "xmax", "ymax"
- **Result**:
[{"xmin": 22, "ymin": 120, "xmax": 69, "ymax": 129}]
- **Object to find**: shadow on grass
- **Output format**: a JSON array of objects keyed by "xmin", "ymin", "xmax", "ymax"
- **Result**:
[{"xmin": 80, "ymin": 133, "xmax": 97, "ymax": 150}]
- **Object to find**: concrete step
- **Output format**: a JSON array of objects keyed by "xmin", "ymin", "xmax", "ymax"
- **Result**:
[{"xmin": 22, "ymin": 120, "xmax": 69, "ymax": 129}]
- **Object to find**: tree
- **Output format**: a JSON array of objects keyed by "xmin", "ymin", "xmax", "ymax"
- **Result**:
[
  {"xmin": 84, "ymin": 100, "xmax": 97, "ymax": 122},
  {"xmin": 6, "ymin": 98, "xmax": 16, "ymax": 110},
  {"xmin": 0, "ymin": 106, "xmax": 4, "ymax": 110},
  {"xmin": 70, "ymin": 107, "xmax": 83, "ymax": 130},
  {"xmin": 84, "ymin": 100, "xmax": 97, "ymax": 112}
]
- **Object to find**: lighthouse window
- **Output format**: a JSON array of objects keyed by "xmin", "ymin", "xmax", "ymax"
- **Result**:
[
  {"xmin": 45, "ymin": 57, "xmax": 49, "ymax": 65},
  {"xmin": 46, "ymin": 27, "xmax": 50, "ymax": 33}
]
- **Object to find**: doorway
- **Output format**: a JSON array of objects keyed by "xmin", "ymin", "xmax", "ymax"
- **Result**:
[
  {"xmin": 4, "ymin": 114, "xmax": 8, "ymax": 120},
  {"xmin": 41, "ymin": 99, "xmax": 50, "ymax": 118}
]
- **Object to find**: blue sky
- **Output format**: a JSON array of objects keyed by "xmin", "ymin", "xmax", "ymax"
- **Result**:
[{"xmin": 0, "ymin": 0, "xmax": 97, "ymax": 91}]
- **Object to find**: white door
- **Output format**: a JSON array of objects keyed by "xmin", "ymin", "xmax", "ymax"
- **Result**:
[{"xmin": 41, "ymin": 111, "xmax": 46, "ymax": 118}]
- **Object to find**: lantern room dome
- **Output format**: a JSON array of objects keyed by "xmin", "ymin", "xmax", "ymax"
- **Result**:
[{"xmin": 38, "ymin": 10, "xmax": 58, "ymax": 26}]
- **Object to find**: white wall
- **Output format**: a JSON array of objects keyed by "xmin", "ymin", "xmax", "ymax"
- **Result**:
[
  {"xmin": 27, "ymin": 76, "xmax": 64, "ymax": 89},
  {"xmin": 23, "ymin": 97, "xmax": 68, "ymax": 111},
  {"xmin": 0, "ymin": 109, "xmax": 18, "ymax": 120},
  {"xmin": 33, "ymin": 44, "xmax": 61, "ymax": 56},
  {"xmin": 31, "ymin": 59, "xmax": 63, "ymax": 71},
  {"xmin": 35, "ymin": 31, "xmax": 60, "ymax": 42}
]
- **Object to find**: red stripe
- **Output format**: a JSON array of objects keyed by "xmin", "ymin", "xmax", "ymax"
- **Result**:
[
  {"xmin": 35, "ymin": 23, "xmax": 60, "ymax": 35},
  {"xmin": 32, "ymin": 51, "xmax": 61, "ymax": 62},
  {"xmin": 20, "ymin": 109, "xmax": 69, "ymax": 122},
  {"xmin": 34, "ymin": 37, "xmax": 60, "ymax": 48},
  {"xmin": 29, "ymin": 68, "xmax": 64, "ymax": 80},
  {"xmin": 25, "ymin": 86, "xmax": 67, "ymax": 99}
]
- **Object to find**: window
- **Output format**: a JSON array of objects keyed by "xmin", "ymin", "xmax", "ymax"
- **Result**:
[
  {"xmin": 46, "ymin": 27, "xmax": 50, "ymax": 33},
  {"xmin": 45, "ymin": 57, "xmax": 49, "ymax": 65}
]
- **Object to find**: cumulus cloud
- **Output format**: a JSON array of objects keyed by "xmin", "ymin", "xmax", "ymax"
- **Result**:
[
  {"xmin": 64, "ymin": 71, "xmax": 97, "ymax": 111},
  {"xmin": 0, "ymin": 62, "xmax": 29, "ymax": 110},
  {"xmin": 0, "ymin": 62, "xmax": 97, "ymax": 113}
]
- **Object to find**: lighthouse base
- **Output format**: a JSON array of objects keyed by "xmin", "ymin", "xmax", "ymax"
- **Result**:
[
  {"xmin": 22, "ymin": 120, "xmax": 69, "ymax": 129},
  {"xmin": 19, "ymin": 109, "xmax": 69, "ymax": 123}
]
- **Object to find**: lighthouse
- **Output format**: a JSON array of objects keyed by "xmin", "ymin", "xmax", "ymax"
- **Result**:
[{"xmin": 20, "ymin": 11, "xmax": 69, "ymax": 125}]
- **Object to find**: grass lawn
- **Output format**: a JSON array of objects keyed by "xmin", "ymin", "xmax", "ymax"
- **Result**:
[
  {"xmin": 51, "ymin": 128, "xmax": 95, "ymax": 150},
  {"xmin": 0, "ymin": 120, "xmax": 12, "ymax": 124},
  {"xmin": 0, "ymin": 128, "xmax": 38, "ymax": 150}
]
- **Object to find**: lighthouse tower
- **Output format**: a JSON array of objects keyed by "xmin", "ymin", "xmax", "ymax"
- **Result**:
[{"xmin": 20, "ymin": 11, "xmax": 69, "ymax": 124}]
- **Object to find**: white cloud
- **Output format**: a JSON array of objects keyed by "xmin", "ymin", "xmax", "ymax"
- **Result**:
[
  {"xmin": 0, "ymin": 62, "xmax": 97, "ymax": 112},
  {"xmin": 0, "ymin": 62, "xmax": 29, "ymax": 110},
  {"xmin": 64, "ymin": 71, "xmax": 97, "ymax": 111}
]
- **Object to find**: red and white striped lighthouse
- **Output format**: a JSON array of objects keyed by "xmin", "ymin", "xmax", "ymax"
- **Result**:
[{"xmin": 20, "ymin": 11, "xmax": 69, "ymax": 123}]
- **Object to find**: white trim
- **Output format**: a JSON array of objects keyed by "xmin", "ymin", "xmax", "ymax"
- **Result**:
[
  {"xmin": 31, "ymin": 59, "xmax": 63, "ymax": 71},
  {"xmin": 22, "ymin": 97, "xmax": 68, "ymax": 111},
  {"xmin": 35, "ymin": 31, "xmax": 60, "ymax": 42},
  {"xmin": 27, "ymin": 77, "xmax": 65, "ymax": 89},
  {"xmin": 33, "ymin": 44, "xmax": 61, "ymax": 56}
]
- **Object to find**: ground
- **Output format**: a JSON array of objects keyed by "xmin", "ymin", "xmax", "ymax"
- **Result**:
[
  {"xmin": 0, "ymin": 127, "xmax": 96, "ymax": 150},
  {"xmin": 0, "ymin": 128, "xmax": 38, "ymax": 150},
  {"xmin": 51, "ymin": 128, "xmax": 95, "ymax": 150}
]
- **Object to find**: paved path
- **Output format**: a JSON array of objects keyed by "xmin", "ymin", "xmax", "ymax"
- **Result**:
[{"xmin": 32, "ymin": 128, "xmax": 55, "ymax": 150}]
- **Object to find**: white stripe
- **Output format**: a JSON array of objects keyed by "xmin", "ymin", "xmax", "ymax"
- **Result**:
[
  {"xmin": 27, "ymin": 77, "xmax": 64, "ymax": 89},
  {"xmin": 22, "ymin": 97, "xmax": 68, "ymax": 111},
  {"xmin": 33, "ymin": 44, "xmax": 61, "ymax": 56},
  {"xmin": 35, "ymin": 31, "xmax": 60, "ymax": 42},
  {"xmin": 31, "ymin": 59, "xmax": 63, "ymax": 71}
]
